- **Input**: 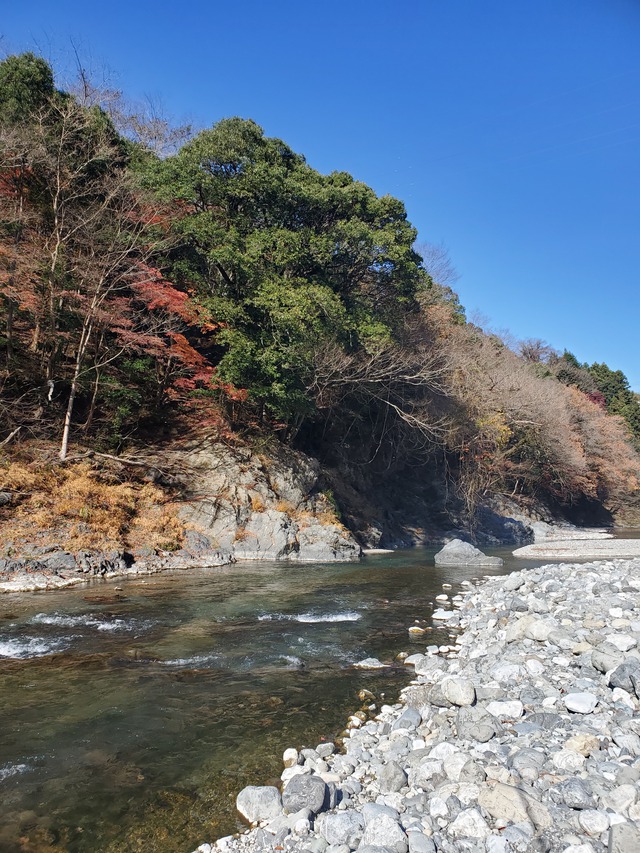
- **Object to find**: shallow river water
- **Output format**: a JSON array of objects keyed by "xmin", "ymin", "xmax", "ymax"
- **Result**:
[{"xmin": 0, "ymin": 548, "xmax": 549, "ymax": 852}]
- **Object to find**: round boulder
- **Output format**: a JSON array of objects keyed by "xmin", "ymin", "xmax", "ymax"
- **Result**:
[
  {"xmin": 282, "ymin": 772, "xmax": 327, "ymax": 815},
  {"xmin": 236, "ymin": 785, "xmax": 282, "ymax": 823}
]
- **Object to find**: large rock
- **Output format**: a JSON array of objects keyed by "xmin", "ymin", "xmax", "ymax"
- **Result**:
[
  {"xmin": 316, "ymin": 810, "xmax": 364, "ymax": 848},
  {"xmin": 236, "ymin": 785, "xmax": 283, "ymax": 823},
  {"xmin": 359, "ymin": 813, "xmax": 408, "ymax": 853},
  {"xmin": 448, "ymin": 808, "xmax": 491, "ymax": 839},
  {"xmin": 608, "ymin": 822, "xmax": 640, "ymax": 853},
  {"xmin": 377, "ymin": 761, "xmax": 407, "ymax": 793},
  {"xmin": 609, "ymin": 659, "xmax": 640, "ymax": 697},
  {"xmin": 441, "ymin": 676, "xmax": 476, "ymax": 707},
  {"xmin": 294, "ymin": 520, "xmax": 361, "ymax": 562},
  {"xmin": 233, "ymin": 510, "xmax": 298, "ymax": 560},
  {"xmin": 282, "ymin": 773, "xmax": 327, "ymax": 815},
  {"xmin": 172, "ymin": 440, "xmax": 361, "ymax": 562},
  {"xmin": 478, "ymin": 782, "xmax": 552, "ymax": 829},
  {"xmin": 434, "ymin": 539, "xmax": 503, "ymax": 567}
]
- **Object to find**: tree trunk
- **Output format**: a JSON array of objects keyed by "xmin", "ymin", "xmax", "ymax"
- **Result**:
[
  {"xmin": 5, "ymin": 296, "xmax": 14, "ymax": 362},
  {"xmin": 59, "ymin": 320, "xmax": 92, "ymax": 461}
]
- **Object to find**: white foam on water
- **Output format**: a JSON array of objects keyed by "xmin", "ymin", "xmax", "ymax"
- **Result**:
[
  {"xmin": 0, "ymin": 637, "xmax": 67, "ymax": 659},
  {"xmin": 31, "ymin": 613, "xmax": 137, "ymax": 632},
  {"xmin": 278, "ymin": 655, "xmax": 304, "ymax": 667},
  {"xmin": 0, "ymin": 762, "xmax": 31, "ymax": 782},
  {"xmin": 258, "ymin": 611, "xmax": 361, "ymax": 624},
  {"xmin": 295, "ymin": 611, "xmax": 361, "ymax": 623},
  {"xmin": 292, "ymin": 635, "xmax": 360, "ymax": 664},
  {"xmin": 161, "ymin": 654, "xmax": 219, "ymax": 667}
]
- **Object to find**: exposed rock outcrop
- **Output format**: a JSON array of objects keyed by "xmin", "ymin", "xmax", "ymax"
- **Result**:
[{"xmin": 171, "ymin": 440, "xmax": 361, "ymax": 562}]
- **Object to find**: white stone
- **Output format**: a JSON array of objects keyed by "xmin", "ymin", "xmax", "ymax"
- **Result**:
[
  {"xmin": 602, "ymin": 783, "xmax": 637, "ymax": 815},
  {"xmin": 283, "ymin": 747, "xmax": 299, "ymax": 768},
  {"xmin": 443, "ymin": 752, "xmax": 470, "ymax": 781},
  {"xmin": 611, "ymin": 687, "xmax": 636, "ymax": 709},
  {"xmin": 628, "ymin": 801, "xmax": 640, "ymax": 821},
  {"xmin": 449, "ymin": 808, "xmax": 491, "ymax": 839},
  {"xmin": 605, "ymin": 633, "xmax": 636, "ymax": 652},
  {"xmin": 490, "ymin": 663, "xmax": 523, "ymax": 683},
  {"xmin": 486, "ymin": 838, "xmax": 510, "ymax": 853},
  {"xmin": 429, "ymin": 742, "xmax": 459, "ymax": 759},
  {"xmin": 485, "ymin": 700, "xmax": 524, "ymax": 719},
  {"xmin": 456, "ymin": 782, "xmax": 481, "ymax": 805},
  {"xmin": 432, "ymin": 609, "xmax": 457, "ymax": 621},
  {"xmin": 294, "ymin": 818, "xmax": 310, "ymax": 835},
  {"xmin": 552, "ymin": 749, "xmax": 586, "ymax": 772},
  {"xmin": 441, "ymin": 676, "xmax": 476, "ymax": 707},
  {"xmin": 524, "ymin": 619, "xmax": 556, "ymax": 641},
  {"xmin": 429, "ymin": 797, "xmax": 449, "ymax": 818},
  {"xmin": 354, "ymin": 657, "xmax": 388, "ymax": 669},
  {"xmin": 281, "ymin": 765, "xmax": 310, "ymax": 783},
  {"xmin": 564, "ymin": 692, "xmax": 598, "ymax": 714},
  {"xmin": 578, "ymin": 810, "xmax": 609, "ymax": 836},
  {"xmin": 525, "ymin": 657, "xmax": 545, "ymax": 675}
]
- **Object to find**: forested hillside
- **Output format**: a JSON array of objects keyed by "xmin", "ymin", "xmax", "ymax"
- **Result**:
[{"xmin": 1, "ymin": 52, "xmax": 639, "ymax": 546}]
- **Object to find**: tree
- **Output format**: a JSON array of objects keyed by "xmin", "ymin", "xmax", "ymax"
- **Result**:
[
  {"xmin": 146, "ymin": 117, "xmax": 428, "ymax": 430},
  {"xmin": 0, "ymin": 55, "xmax": 210, "ymax": 457},
  {"xmin": 0, "ymin": 52, "xmax": 55, "ymax": 124},
  {"xmin": 588, "ymin": 362, "xmax": 640, "ymax": 448}
]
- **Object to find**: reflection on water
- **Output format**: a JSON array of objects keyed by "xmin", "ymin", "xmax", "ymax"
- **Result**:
[{"xmin": 0, "ymin": 548, "xmax": 542, "ymax": 853}]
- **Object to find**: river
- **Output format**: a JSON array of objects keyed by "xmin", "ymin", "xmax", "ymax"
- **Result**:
[{"xmin": 0, "ymin": 547, "xmax": 553, "ymax": 852}]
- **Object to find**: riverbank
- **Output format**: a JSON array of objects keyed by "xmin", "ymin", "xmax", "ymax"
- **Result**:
[
  {"xmin": 196, "ymin": 556, "xmax": 640, "ymax": 853},
  {"xmin": 513, "ymin": 538, "xmax": 640, "ymax": 560},
  {"xmin": 0, "ymin": 549, "xmax": 234, "ymax": 593}
]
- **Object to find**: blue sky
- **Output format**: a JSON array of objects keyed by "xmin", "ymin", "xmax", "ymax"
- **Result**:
[{"xmin": 3, "ymin": 0, "xmax": 639, "ymax": 387}]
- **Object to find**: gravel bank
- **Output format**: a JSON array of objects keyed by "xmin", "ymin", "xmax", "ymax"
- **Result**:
[
  {"xmin": 193, "ymin": 557, "xmax": 640, "ymax": 853},
  {"xmin": 513, "ymin": 540, "xmax": 640, "ymax": 560}
]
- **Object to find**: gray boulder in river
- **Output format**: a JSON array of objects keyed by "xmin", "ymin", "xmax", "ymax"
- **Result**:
[{"xmin": 434, "ymin": 538, "xmax": 503, "ymax": 567}]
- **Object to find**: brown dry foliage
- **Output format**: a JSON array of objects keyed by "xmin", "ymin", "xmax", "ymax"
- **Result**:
[
  {"xmin": 426, "ymin": 310, "xmax": 640, "ymax": 515},
  {"xmin": 249, "ymin": 493, "xmax": 266, "ymax": 513},
  {"xmin": 0, "ymin": 460, "xmax": 183, "ymax": 553}
]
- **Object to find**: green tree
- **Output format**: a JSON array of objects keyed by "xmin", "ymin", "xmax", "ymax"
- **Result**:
[
  {"xmin": 0, "ymin": 52, "xmax": 55, "ymax": 124},
  {"xmin": 588, "ymin": 362, "xmax": 640, "ymax": 448},
  {"xmin": 146, "ymin": 117, "xmax": 427, "ymax": 429}
]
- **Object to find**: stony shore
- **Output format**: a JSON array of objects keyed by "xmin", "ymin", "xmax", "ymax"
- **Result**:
[
  {"xmin": 513, "ymin": 540, "xmax": 640, "ymax": 561},
  {"xmin": 0, "ymin": 549, "xmax": 234, "ymax": 593},
  {"xmin": 193, "ymin": 556, "xmax": 640, "ymax": 853}
]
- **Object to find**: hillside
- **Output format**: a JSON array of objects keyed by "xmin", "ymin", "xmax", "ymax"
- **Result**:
[{"xmin": 1, "ymin": 52, "xmax": 640, "ymax": 566}]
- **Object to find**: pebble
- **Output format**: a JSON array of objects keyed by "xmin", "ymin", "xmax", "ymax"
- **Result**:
[
  {"xmin": 192, "ymin": 557, "xmax": 640, "ymax": 853},
  {"xmin": 563, "ymin": 693, "xmax": 598, "ymax": 714}
]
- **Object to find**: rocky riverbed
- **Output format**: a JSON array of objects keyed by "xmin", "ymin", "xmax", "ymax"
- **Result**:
[{"xmin": 193, "ymin": 557, "xmax": 640, "ymax": 853}]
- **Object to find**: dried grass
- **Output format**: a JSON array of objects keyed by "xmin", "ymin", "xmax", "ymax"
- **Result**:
[
  {"xmin": 249, "ymin": 493, "xmax": 266, "ymax": 513},
  {"xmin": 0, "ymin": 459, "xmax": 183, "ymax": 554}
]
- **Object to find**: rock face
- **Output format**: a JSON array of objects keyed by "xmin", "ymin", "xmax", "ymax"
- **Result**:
[
  {"xmin": 196, "ymin": 555, "xmax": 640, "ymax": 853},
  {"xmin": 172, "ymin": 440, "xmax": 361, "ymax": 562},
  {"xmin": 434, "ymin": 538, "xmax": 504, "ymax": 567}
]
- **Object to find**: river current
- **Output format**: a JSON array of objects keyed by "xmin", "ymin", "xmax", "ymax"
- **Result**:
[{"xmin": 0, "ymin": 548, "xmax": 548, "ymax": 852}]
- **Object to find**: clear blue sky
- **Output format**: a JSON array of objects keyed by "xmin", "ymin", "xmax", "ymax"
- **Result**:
[{"xmin": 3, "ymin": 0, "xmax": 639, "ymax": 387}]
